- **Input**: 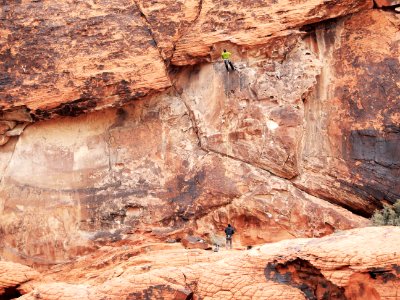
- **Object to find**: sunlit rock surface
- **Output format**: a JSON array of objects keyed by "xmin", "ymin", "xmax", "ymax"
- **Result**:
[
  {"xmin": 15, "ymin": 227, "xmax": 400, "ymax": 300},
  {"xmin": 0, "ymin": 93, "xmax": 366, "ymax": 264},
  {"xmin": 0, "ymin": 1, "xmax": 399, "ymax": 290},
  {"xmin": 0, "ymin": 0, "xmax": 171, "ymax": 117},
  {"xmin": 0, "ymin": 261, "xmax": 39, "ymax": 297}
]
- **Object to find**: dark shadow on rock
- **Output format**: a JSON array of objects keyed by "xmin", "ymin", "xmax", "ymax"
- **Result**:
[{"xmin": 264, "ymin": 258, "xmax": 346, "ymax": 300}]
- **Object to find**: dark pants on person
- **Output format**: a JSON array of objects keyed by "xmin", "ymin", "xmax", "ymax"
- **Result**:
[
  {"xmin": 224, "ymin": 59, "xmax": 235, "ymax": 71},
  {"xmin": 226, "ymin": 237, "xmax": 232, "ymax": 249}
]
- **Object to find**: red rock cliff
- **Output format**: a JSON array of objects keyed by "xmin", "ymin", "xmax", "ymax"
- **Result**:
[{"xmin": 0, "ymin": 0, "xmax": 399, "ymax": 267}]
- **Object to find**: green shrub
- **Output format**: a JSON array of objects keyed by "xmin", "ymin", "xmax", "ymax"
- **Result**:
[{"xmin": 371, "ymin": 200, "xmax": 400, "ymax": 226}]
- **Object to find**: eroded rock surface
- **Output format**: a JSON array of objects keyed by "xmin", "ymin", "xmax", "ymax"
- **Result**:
[
  {"xmin": 374, "ymin": 0, "xmax": 400, "ymax": 7},
  {"xmin": 174, "ymin": 39, "xmax": 321, "ymax": 179},
  {"xmin": 16, "ymin": 227, "xmax": 400, "ymax": 300},
  {"xmin": 0, "ymin": 92, "xmax": 365, "ymax": 264},
  {"xmin": 171, "ymin": 0, "xmax": 373, "ymax": 65},
  {"xmin": 0, "ymin": 0, "xmax": 171, "ymax": 118},
  {"xmin": 0, "ymin": 261, "xmax": 39, "ymax": 298},
  {"xmin": 0, "ymin": 0, "xmax": 399, "ymax": 274},
  {"xmin": 1, "ymin": 0, "xmax": 372, "ymax": 122},
  {"xmin": 294, "ymin": 10, "xmax": 400, "ymax": 215}
]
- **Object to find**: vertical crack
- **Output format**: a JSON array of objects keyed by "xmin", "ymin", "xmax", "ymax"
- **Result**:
[
  {"xmin": 192, "ymin": 0, "xmax": 203, "ymax": 28},
  {"xmin": 171, "ymin": 0, "xmax": 203, "ymax": 57},
  {"xmin": 105, "ymin": 128, "xmax": 113, "ymax": 172},
  {"xmin": 170, "ymin": 83, "xmax": 204, "ymax": 149},
  {"xmin": 133, "ymin": 0, "xmax": 171, "ymax": 80}
]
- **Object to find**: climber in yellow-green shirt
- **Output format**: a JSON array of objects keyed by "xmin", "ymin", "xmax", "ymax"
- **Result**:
[{"xmin": 221, "ymin": 49, "xmax": 235, "ymax": 72}]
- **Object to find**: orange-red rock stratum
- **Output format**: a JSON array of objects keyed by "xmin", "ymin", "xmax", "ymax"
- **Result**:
[
  {"xmin": 1, "ymin": 6, "xmax": 400, "ymax": 266},
  {"xmin": 2, "ymin": 227, "xmax": 399, "ymax": 300},
  {"xmin": 1, "ymin": 3, "xmax": 400, "ymax": 298},
  {"xmin": 1, "ymin": 0, "xmax": 372, "ymax": 118}
]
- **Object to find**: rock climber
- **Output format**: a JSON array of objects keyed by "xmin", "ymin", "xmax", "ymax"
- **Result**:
[
  {"xmin": 221, "ymin": 49, "xmax": 235, "ymax": 72},
  {"xmin": 224, "ymin": 224, "xmax": 235, "ymax": 250}
]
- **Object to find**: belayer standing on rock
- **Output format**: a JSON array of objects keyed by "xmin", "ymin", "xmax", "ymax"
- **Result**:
[
  {"xmin": 225, "ymin": 224, "xmax": 235, "ymax": 250},
  {"xmin": 221, "ymin": 49, "xmax": 235, "ymax": 72}
]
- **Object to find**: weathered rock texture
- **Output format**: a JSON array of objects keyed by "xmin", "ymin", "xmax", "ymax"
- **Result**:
[
  {"xmin": 174, "ymin": 46, "xmax": 321, "ymax": 179},
  {"xmin": 1, "ymin": 0, "xmax": 372, "ymax": 119},
  {"xmin": 0, "ymin": 0, "xmax": 399, "ymax": 268},
  {"xmin": 0, "ymin": 261, "xmax": 39, "ymax": 298},
  {"xmin": 0, "ymin": 93, "xmax": 366, "ymax": 264},
  {"xmin": 374, "ymin": 0, "xmax": 400, "ymax": 7},
  {"xmin": 15, "ymin": 227, "xmax": 400, "ymax": 300},
  {"xmin": 170, "ymin": 0, "xmax": 373, "ymax": 65},
  {"xmin": 294, "ymin": 10, "xmax": 400, "ymax": 215},
  {"xmin": 0, "ymin": 0, "xmax": 171, "ymax": 117}
]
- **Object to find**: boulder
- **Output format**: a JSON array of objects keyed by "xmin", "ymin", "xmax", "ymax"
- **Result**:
[{"xmin": 181, "ymin": 236, "xmax": 210, "ymax": 250}]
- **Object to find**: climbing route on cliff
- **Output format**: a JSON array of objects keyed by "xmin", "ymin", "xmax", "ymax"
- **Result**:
[
  {"xmin": 1, "ymin": 0, "xmax": 399, "ymax": 299},
  {"xmin": 221, "ymin": 49, "xmax": 236, "ymax": 72}
]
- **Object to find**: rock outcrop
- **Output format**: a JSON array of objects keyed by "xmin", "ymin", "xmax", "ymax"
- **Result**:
[
  {"xmin": 0, "ymin": 261, "xmax": 39, "ymax": 298},
  {"xmin": 1, "ymin": 0, "xmax": 372, "ymax": 120},
  {"xmin": 0, "ymin": 93, "xmax": 366, "ymax": 264},
  {"xmin": 170, "ymin": 0, "xmax": 373, "ymax": 65},
  {"xmin": 0, "ymin": 0, "xmax": 171, "ymax": 118},
  {"xmin": 0, "ymin": 0, "xmax": 399, "ymax": 269},
  {"xmin": 374, "ymin": 0, "xmax": 400, "ymax": 7},
  {"xmin": 294, "ymin": 10, "xmax": 400, "ymax": 215},
  {"xmin": 15, "ymin": 227, "xmax": 400, "ymax": 300}
]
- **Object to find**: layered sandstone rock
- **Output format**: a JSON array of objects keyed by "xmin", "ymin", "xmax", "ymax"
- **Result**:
[
  {"xmin": 17, "ymin": 227, "xmax": 400, "ymax": 300},
  {"xmin": 374, "ymin": 0, "xmax": 400, "ymax": 7},
  {"xmin": 0, "ymin": 92, "xmax": 365, "ymax": 264},
  {"xmin": 174, "ymin": 41, "xmax": 321, "ymax": 179},
  {"xmin": 170, "ymin": 0, "xmax": 373, "ymax": 65},
  {"xmin": 135, "ymin": 0, "xmax": 201, "ymax": 61},
  {"xmin": 0, "ymin": 0, "xmax": 171, "ymax": 118},
  {"xmin": 0, "ymin": 261, "xmax": 39, "ymax": 298},
  {"xmin": 294, "ymin": 10, "xmax": 400, "ymax": 215},
  {"xmin": 0, "ymin": 0, "xmax": 373, "ymax": 122},
  {"xmin": 195, "ymin": 180, "xmax": 368, "ymax": 246},
  {"xmin": 0, "ymin": 0, "xmax": 399, "ymax": 270}
]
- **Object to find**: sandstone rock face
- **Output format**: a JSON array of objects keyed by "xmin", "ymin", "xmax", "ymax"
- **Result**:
[
  {"xmin": 0, "ymin": 261, "xmax": 39, "ymax": 298},
  {"xmin": 17, "ymin": 227, "xmax": 400, "ymax": 300},
  {"xmin": 0, "ymin": 0, "xmax": 171, "ymax": 118},
  {"xmin": 374, "ymin": 0, "xmax": 400, "ymax": 7},
  {"xmin": 195, "ymin": 180, "xmax": 368, "ymax": 246},
  {"xmin": 294, "ymin": 10, "xmax": 400, "ymax": 215},
  {"xmin": 0, "ymin": 0, "xmax": 399, "ymax": 270},
  {"xmin": 0, "ymin": 93, "xmax": 365, "ymax": 264},
  {"xmin": 170, "ymin": 0, "xmax": 373, "ymax": 65},
  {"xmin": 135, "ymin": 0, "xmax": 200, "ymax": 61},
  {"xmin": 1, "ymin": 2, "xmax": 400, "ymax": 264},
  {"xmin": 0, "ymin": 0, "xmax": 372, "ymax": 121},
  {"xmin": 174, "ymin": 41, "xmax": 321, "ymax": 179}
]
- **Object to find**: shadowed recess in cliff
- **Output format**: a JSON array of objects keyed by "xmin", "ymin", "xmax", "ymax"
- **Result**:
[
  {"xmin": 294, "ymin": 9, "xmax": 400, "ymax": 217},
  {"xmin": 1, "ymin": 287, "xmax": 22, "ymax": 300},
  {"xmin": 339, "ymin": 56, "xmax": 400, "ymax": 206},
  {"xmin": 264, "ymin": 258, "xmax": 346, "ymax": 300}
]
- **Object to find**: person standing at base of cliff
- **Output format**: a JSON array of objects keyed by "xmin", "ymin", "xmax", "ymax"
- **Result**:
[
  {"xmin": 221, "ymin": 49, "xmax": 235, "ymax": 72},
  {"xmin": 225, "ymin": 224, "xmax": 235, "ymax": 249}
]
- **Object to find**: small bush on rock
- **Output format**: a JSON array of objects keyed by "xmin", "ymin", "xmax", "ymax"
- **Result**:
[{"xmin": 371, "ymin": 200, "xmax": 400, "ymax": 226}]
